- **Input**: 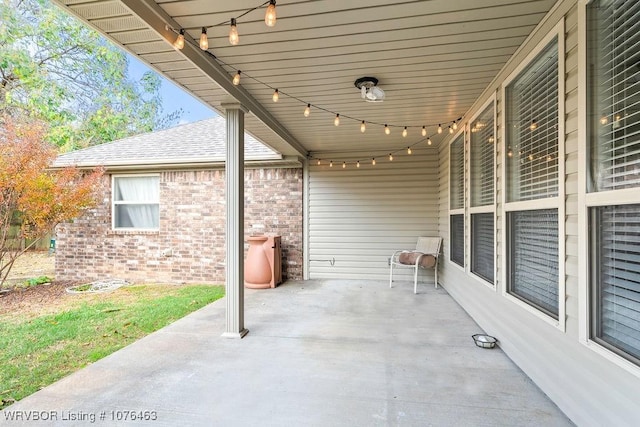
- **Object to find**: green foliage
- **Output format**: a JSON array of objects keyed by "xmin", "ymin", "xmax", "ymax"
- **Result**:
[
  {"xmin": 0, "ymin": 284, "xmax": 224, "ymax": 409},
  {"xmin": 22, "ymin": 275, "xmax": 52, "ymax": 287},
  {"xmin": 0, "ymin": 0, "xmax": 182, "ymax": 149}
]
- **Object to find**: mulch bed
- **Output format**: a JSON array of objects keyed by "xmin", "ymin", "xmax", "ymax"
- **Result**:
[{"xmin": 0, "ymin": 282, "xmax": 76, "ymax": 314}]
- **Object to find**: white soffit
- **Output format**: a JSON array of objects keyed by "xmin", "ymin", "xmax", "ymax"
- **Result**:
[{"xmin": 54, "ymin": 0, "xmax": 557, "ymax": 157}]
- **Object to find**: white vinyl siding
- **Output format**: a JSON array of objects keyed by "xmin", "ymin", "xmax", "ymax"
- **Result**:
[
  {"xmin": 587, "ymin": 0, "xmax": 640, "ymax": 368},
  {"xmin": 308, "ymin": 150, "xmax": 438, "ymax": 280},
  {"xmin": 437, "ymin": 3, "xmax": 640, "ymax": 425}
]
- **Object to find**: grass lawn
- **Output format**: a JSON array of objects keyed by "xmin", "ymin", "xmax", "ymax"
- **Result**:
[{"xmin": 0, "ymin": 284, "xmax": 224, "ymax": 409}]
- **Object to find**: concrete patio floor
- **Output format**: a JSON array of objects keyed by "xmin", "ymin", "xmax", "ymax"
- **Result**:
[{"xmin": 1, "ymin": 280, "xmax": 572, "ymax": 426}]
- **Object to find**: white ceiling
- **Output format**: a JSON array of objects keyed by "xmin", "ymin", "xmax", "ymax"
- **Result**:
[{"xmin": 54, "ymin": 0, "xmax": 558, "ymax": 158}]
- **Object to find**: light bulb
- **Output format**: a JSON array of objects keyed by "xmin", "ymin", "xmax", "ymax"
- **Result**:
[
  {"xmin": 272, "ymin": 89, "xmax": 279, "ymax": 102},
  {"xmin": 402, "ymin": 127, "xmax": 407, "ymax": 137},
  {"xmin": 407, "ymin": 147, "xmax": 412, "ymax": 155},
  {"xmin": 427, "ymin": 138, "xmax": 432, "ymax": 145},
  {"xmin": 452, "ymin": 121, "xmax": 458, "ymax": 130},
  {"xmin": 173, "ymin": 29, "xmax": 185, "ymax": 50},
  {"xmin": 448, "ymin": 126, "xmax": 453, "ymax": 134},
  {"xmin": 530, "ymin": 120, "xmax": 537, "ymax": 131},
  {"xmin": 389, "ymin": 153, "xmax": 393, "ymax": 161},
  {"xmin": 232, "ymin": 70, "xmax": 241, "ymax": 86},
  {"xmin": 438, "ymin": 124, "xmax": 442, "ymax": 134},
  {"xmin": 265, "ymin": 0, "xmax": 277, "ymax": 27},
  {"xmin": 229, "ymin": 18, "xmax": 239, "ymax": 45},
  {"xmin": 317, "ymin": 159, "xmax": 321, "ymax": 165},
  {"xmin": 372, "ymin": 158, "xmax": 376, "ymax": 165},
  {"xmin": 600, "ymin": 116, "xmax": 608, "ymax": 125},
  {"xmin": 330, "ymin": 161, "xmax": 333, "ymax": 167},
  {"xmin": 422, "ymin": 126, "xmax": 427, "ymax": 137},
  {"xmin": 356, "ymin": 161, "xmax": 360, "ymax": 168},
  {"xmin": 199, "ymin": 27, "xmax": 208, "ymax": 50},
  {"xmin": 384, "ymin": 124, "xmax": 390, "ymax": 135},
  {"xmin": 508, "ymin": 151, "xmax": 513, "ymax": 157},
  {"xmin": 304, "ymin": 104, "xmax": 310, "ymax": 117},
  {"xmin": 342, "ymin": 162, "xmax": 346, "ymax": 169},
  {"xmin": 360, "ymin": 121, "xmax": 366, "ymax": 133},
  {"xmin": 334, "ymin": 114, "xmax": 340, "ymax": 126},
  {"xmin": 488, "ymin": 135, "xmax": 494, "ymax": 143}
]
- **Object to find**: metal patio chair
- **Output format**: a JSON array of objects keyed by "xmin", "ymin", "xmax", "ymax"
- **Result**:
[{"xmin": 389, "ymin": 237, "xmax": 442, "ymax": 294}]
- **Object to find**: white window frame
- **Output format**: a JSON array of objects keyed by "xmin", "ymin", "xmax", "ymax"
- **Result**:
[
  {"xmin": 449, "ymin": 129, "xmax": 466, "ymax": 270},
  {"xmin": 468, "ymin": 95, "xmax": 497, "ymax": 289},
  {"xmin": 112, "ymin": 173, "xmax": 160, "ymax": 231},
  {"xmin": 501, "ymin": 19, "xmax": 566, "ymax": 330},
  {"xmin": 578, "ymin": 0, "xmax": 640, "ymax": 377}
]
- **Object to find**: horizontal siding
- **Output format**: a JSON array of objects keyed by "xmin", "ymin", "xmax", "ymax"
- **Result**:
[
  {"xmin": 438, "ymin": 2, "xmax": 640, "ymax": 426},
  {"xmin": 309, "ymin": 148, "xmax": 439, "ymax": 281}
]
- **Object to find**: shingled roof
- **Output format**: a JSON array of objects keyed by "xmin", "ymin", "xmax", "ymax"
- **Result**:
[{"xmin": 52, "ymin": 116, "xmax": 281, "ymax": 169}]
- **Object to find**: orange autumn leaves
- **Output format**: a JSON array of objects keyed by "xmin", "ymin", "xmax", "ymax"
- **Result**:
[{"xmin": 0, "ymin": 114, "xmax": 103, "ymax": 241}]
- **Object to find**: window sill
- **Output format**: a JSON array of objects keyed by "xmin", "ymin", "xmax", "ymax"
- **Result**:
[{"xmin": 109, "ymin": 229, "xmax": 160, "ymax": 235}]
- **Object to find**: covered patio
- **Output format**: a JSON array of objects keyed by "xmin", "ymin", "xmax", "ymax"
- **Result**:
[{"xmin": 2, "ymin": 280, "xmax": 570, "ymax": 426}]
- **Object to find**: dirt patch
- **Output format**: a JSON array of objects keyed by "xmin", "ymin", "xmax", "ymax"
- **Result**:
[{"xmin": 2, "ymin": 251, "xmax": 55, "ymax": 285}]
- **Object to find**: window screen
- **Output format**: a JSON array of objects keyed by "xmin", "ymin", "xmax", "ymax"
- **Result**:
[
  {"xmin": 450, "ymin": 214, "xmax": 464, "ymax": 267},
  {"xmin": 588, "ymin": 0, "xmax": 640, "ymax": 192},
  {"xmin": 590, "ymin": 204, "xmax": 640, "ymax": 364},
  {"xmin": 450, "ymin": 134, "xmax": 464, "ymax": 210},
  {"xmin": 505, "ymin": 38, "xmax": 559, "ymax": 202},
  {"xmin": 472, "ymin": 213, "xmax": 494, "ymax": 283},
  {"xmin": 471, "ymin": 104, "xmax": 495, "ymax": 207},
  {"xmin": 113, "ymin": 176, "xmax": 160, "ymax": 229},
  {"xmin": 508, "ymin": 209, "xmax": 559, "ymax": 318}
]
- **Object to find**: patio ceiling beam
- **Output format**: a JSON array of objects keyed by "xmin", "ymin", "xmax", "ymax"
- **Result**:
[{"xmin": 118, "ymin": 0, "xmax": 307, "ymax": 158}]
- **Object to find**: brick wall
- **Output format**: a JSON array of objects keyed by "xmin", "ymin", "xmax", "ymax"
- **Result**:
[{"xmin": 55, "ymin": 168, "xmax": 303, "ymax": 284}]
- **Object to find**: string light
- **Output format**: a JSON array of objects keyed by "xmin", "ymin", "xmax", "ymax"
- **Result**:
[
  {"xmin": 422, "ymin": 126, "xmax": 427, "ymax": 137},
  {"xmin": 407, "ymin": 147, "xmax": 412, "ymax": 155},
  {"xmin": 452, "ymin": 121, "xmax": 458, "ymax": 131},
  {"xmin": 356, "ymin": 161, "xmax": 360, "ymax": 168},
  {"xmin": 600, "ymin": 116, "xmax": 608, "ymax": 125},
  {"xmin": 265, "ymin": 0, "xmax": 277, "ymax": 27},
  {"xmin": 384, "ymin": 124, "xmax": 390, "ymax": 135},
  {"xmin": 427, "ymin": 137, "xmax": 432, "ymax": 145},
  {"xmin": 304, "ymin": 104, "xmax": 311, "ymax": 117},
  {"xmin": 360, "ymin": 121, "xmax": 366, "ymax": 133},
  {"xmin": 272, "ymin": 88, "xmax": 279, "ymax": 102},
  {"xmin": 438, "ymin": 124, "xmax": 443, "ymax": 134},
  {"xmin": 530, "ymin": 119, "xmax": 537, "ymax": 131},
  {"xmin": 173, "ymin": 29, "xmax": 185, "ymax": 49},
  {"xmin": 229, "ymin": 18, "xmax": 239, "ymax": 45},
  {"xmin": 372, "ymin": 158, "xmax": 376, "ymax": 165},
  {"xmin": 488, "ymin": 135, "xmax": 494, "ymax": 143},
  {"xmin": 334, "ymin": 114, "xmax": 340, "ymax": 126},
  {"xmin": 448, "ymin": 126, "xmax": 453, "ymax": 134},
  {"xmin": 233, "ymin": 70, "xmax": 241, "ymax": 85},
  {"xmin": 342, "ymin": 162, "xmax": 346, "ymax": 169},
  {"xmin": 389, "ymin": 153, "xmax": 393, "ymax": 161},
  {"xmin": 317, "ymin": 159, "xmax": 321, "ymax": 165},
  {"xmin": 199, "ymin": 27, "xmax": 208, "ymax": 50},
  {"xmin": 402, "ymin": 127, "xmax": 408, "ymax": 137},
  {"xmin": 330, "ymin": 161, "xmax": 333, "ymax": 167}
]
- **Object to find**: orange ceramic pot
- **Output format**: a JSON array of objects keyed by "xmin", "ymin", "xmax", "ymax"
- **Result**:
[{"xmin": 244, "ymin": 235, "xmax": 272, "ymax": 289}]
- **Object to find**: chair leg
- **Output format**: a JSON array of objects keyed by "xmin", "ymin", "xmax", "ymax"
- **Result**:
[
  {"xmin": 414, "ymin": 265, "xmax": 418, "ymax": 294},
  {"xmin": 434, "ymin": 261, "xmax": 438, "ymax": 288},
  {"xmin": 389, "ymin": 263, "xmax": 394, "ymax": 288}
]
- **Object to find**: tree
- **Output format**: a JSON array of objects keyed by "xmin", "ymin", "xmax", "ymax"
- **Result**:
[
  {"xmin": 0, "ymin": 0, "xmax": 182, "ymax": 150},
  {"xmin": 0, "ymin": 113, "xmax": 103, "ymax": 287}
]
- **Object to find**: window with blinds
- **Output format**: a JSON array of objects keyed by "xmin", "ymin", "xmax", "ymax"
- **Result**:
[
  {"xmin": 471, "ymin": 104, "xmax": 495, "ymax": 207},
  {"xmin": 590, "ymin": 204, "xmax": 640, "ymax": 364},
  {"xmin": 508, "ymin": 209, "xmax": 559, "ymax": 318},
  {"xmin": 505, "ymin": 39, "xmax": 559, "ymax": 202},
  {"xmin": 450, "ymin": 214, "xmax": 464, "ymax": 267},
  {"xmin": 587, "ymin": 0, "xmax": 640, "ymax": 366},
  {"xmin": 472, "ymin": 213, "xmax": 494, "ymax": 283},
  {"xmin": 450, "ymin": 134, "xmax": 464, "ymax": 210},
  {"xmin": 588, "ymin": 0, "xmax": 640, "ymax": 192}
]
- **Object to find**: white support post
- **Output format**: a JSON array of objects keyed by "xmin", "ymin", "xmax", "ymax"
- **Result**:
[{"xmin": 221, "ymin": 102, "xmax": 249, "ymax": 339}]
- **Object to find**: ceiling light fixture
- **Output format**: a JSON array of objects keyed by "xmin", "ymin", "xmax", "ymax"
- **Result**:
[{"xmin": 354, "ymin": 77, "xmax": 385, "ymax": 103}]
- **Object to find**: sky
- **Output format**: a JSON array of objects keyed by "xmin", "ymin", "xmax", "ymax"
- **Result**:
[{"xmin": 127, "ymin": 55, "xmax": 217, "ymax": 126}]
